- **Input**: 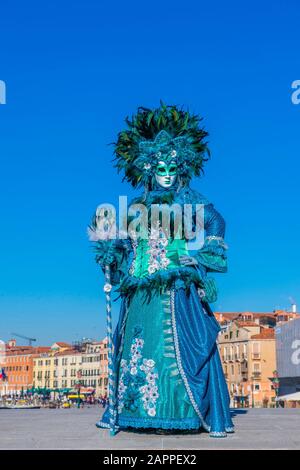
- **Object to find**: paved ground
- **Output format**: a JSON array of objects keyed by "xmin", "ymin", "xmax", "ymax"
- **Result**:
[{"xmin": 0, "ymin": 407, "xmax": 300, "ymax": 450}]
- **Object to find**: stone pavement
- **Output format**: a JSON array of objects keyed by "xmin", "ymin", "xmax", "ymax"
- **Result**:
[{"xmin": 0, "ymin": 407, "xmax": 300, "ymax": 450}]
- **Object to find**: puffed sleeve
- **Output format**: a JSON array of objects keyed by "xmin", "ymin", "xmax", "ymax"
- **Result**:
[{"xmin": 195, "ymin": 203, "xmax": 228, "ymax": 273}]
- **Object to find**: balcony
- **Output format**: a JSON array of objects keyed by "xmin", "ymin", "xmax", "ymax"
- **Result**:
[{"xmin": 252, "ymin": 371, "xmax": 261, "ymax": 379}]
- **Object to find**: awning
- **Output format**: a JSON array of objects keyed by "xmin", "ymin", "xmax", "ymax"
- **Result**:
[
  {"xmin": 277, "ymin": 391, "xmax": 300, "ymax": 401},
  {"xmin": 69, "ymin": 388, "xmax": 95, "ymax": 395}
]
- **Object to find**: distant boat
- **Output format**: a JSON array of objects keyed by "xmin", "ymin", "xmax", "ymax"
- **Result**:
[{"xmin": 0, "ymin": 404, "xmax": 41, "ymax": 409}]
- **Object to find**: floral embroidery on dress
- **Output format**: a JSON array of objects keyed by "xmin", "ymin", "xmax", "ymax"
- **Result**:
[
  {"xmin": 147, "ymin": 226, "xmax": 170, "ymax": 275},
  {"xmin": 118, "ymin": 326, "xmax": 159, "ymax": 417},
  {"xmin": 128, "ymin": 240, "xmax": 138, "ymax": 275}
]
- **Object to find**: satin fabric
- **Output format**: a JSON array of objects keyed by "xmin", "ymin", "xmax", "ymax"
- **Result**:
[
  {"xmin": 133, "ymin": 238, "xmax": 188, "ymax": 278},
  {"xmin": 114, "ymin": 290, "xmax": 200, "ymax": 429},
  {"xmin": 98, "ymin": 284, "xmax": 234, "ymax": 435},
  {"xmin": 96, "ymin": 188, "xmax": 233, "ymax": 436},
  {"xmin": 174, "ymin": 285, "xmax": 234, "ymax": 434}
]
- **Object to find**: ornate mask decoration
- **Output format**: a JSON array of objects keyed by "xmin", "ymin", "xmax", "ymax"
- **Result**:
[{"xmin": 114, "ymin": 104, "xmax": 210, "ymax": 188}]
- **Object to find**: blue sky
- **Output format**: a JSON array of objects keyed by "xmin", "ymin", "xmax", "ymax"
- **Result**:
[{"xmin": 0, "ymin": 0, "xmax": 300, "ymax": 345}]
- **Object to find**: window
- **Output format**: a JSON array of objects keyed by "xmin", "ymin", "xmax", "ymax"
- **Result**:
[
  {"xmin": 252, "ymin": 343, "xmax": 260, "ymax": 359},
  {"xmin": 223, "ymin": 347, "xmax": 227, "ymax": 360}
]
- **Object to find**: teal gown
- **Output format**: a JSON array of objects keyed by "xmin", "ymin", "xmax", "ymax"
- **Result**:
[
  {"xmin": 117, "ymin": 239, "xmax": 201, "ymax": 429},
  {"xmin": 96, "ymin": 187, "xmax": 234, "ymax": 437}
]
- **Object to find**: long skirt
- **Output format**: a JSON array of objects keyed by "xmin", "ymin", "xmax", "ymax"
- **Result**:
[{"xmin": 97, "ymin": 284, "xmax": 234, "ymax": 437}]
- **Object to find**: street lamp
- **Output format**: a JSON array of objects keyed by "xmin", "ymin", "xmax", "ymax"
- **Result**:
[
  {"xmin": 75, "ymin": 370, "xmax": 82, "ymax": 409},
  {"xmin": 251, "ymin": 376, "xmax": 255, "ymax": 408}
]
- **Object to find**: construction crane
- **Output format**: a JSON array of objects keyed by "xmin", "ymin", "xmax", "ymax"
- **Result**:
[{"xmin": 11, "ymin": 333, "xmax": 37, "ymax": 346}]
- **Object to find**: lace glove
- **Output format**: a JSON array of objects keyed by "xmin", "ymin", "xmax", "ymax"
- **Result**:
[
  {"xmin": 179, "ymin": 255, "xmax": 217, "ymax": 303},
  {"xmin": 179, "ymin": 255, "xmax": 198, "ymax": 267},
  {"xmin": 198, "ymin": 278, "xmax": 218, "ymax": 304}
]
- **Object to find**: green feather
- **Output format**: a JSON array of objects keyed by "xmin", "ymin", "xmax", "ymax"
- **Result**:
[{"xmin": 113, "ymin": 102, "xmax": 210, "ymax": 188}]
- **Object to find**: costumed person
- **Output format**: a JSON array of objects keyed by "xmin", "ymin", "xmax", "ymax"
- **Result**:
[{"xmin": 89, "ymin": 103, "xmax": 234, "ymax": 437}]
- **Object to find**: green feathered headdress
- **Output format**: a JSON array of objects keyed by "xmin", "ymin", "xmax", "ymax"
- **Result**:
[{"xmin": 114, "ymin": 102, "xmax": 210, "ymax": 188}]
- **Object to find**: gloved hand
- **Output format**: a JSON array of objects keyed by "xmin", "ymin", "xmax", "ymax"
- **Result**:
[
  {"xmin": 179, "ymin": 255, "xmax": 198, "ymax": 267},
  {"xmin": 200, "ymin": 277, "xmax": 218, "ymax": 304}
]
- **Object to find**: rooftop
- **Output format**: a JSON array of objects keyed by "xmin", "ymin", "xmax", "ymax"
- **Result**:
[
  {"xmin": 251, "ymin": 329, "xmax": 275, "ymax": 340},
  {"xmin": 51, "ymin": 342, "xmax": 72, "ymax": 349}
]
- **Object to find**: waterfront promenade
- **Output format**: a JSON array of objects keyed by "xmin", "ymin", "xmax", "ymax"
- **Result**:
[{"xmin": 1, "ymin": 407, "xmax": 300, "ymax": 450}]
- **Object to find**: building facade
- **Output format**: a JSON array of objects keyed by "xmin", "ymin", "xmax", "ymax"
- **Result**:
[
  {"xmin": 218, "ymin": 321, "xmax": 276, "ymax": 407},
  {"xmin": 54, "ymin": 349, "xmax": 83, "ymax": 389},
  {"xmin": 81, "ymin": 338, "xmax": 108, "ymax": 396},
  {"xmin": 0, "ymin": 340, "xmax": 50, "ymax": 396},
  {"xmin": 32, "ymin": 342, "xmax": 72, "ymax": 389},
  {"xmin": 31, "ymin": 338, "xmax": 108, "ymax": 396}
]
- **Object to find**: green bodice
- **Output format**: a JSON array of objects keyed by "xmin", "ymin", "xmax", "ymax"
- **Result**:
[{"xmin": 130, "ymin": 237, "xmax": 189, "ymax": 278}]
